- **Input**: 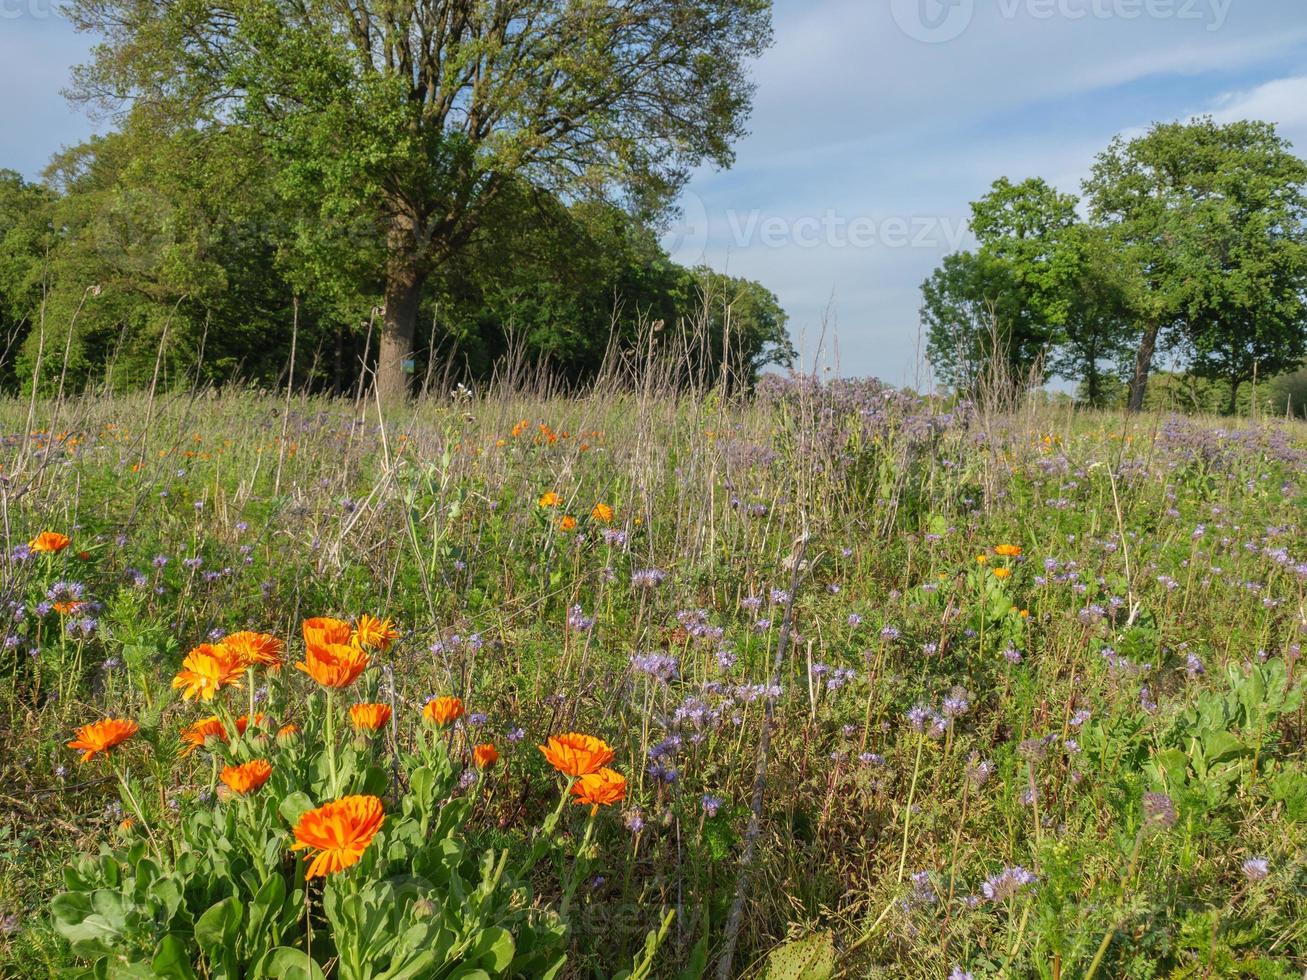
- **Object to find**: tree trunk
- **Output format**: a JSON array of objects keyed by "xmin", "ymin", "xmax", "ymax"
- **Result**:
[
  {"xmin": 376, "ymin": 251, "xmax": 426, "ymax": 405},
  {"xmin": 1126, "ymin": 321, "xmax": 1160, "ymax": 413},
  {"xmin": 1227, "ymin": 377, "xmax": 1241, "ymax": 416}
]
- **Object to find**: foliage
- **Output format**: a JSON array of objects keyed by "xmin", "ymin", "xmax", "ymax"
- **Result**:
[{"xmin": 1, "ymin": 382, "xmax": 1306, "ymax": 977}]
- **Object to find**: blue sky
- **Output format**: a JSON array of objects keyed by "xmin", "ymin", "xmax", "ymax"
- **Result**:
[{"xmin": 3, "ymin": 0, "xmax": 1307, "ymax": 383}]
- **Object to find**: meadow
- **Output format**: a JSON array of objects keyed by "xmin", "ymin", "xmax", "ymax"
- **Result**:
[{"xmin": 0, "ymin": 373, "xmax": 1304, "ymax": 978}]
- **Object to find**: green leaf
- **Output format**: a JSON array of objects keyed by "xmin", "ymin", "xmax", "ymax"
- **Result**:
[
  {"xmin": 195, "ymin": 895, "xmax": 242, "ymax": 959},
  {"xmin": 252, "ymin": 947, "xmax": 327, "ymax": 980},
  {"xmin": 762, "ymin": 932, "xmax": 835, "ymax": 980},
  {"xmin": 151, "ymin": 935, "xmax": 199, "ymax": 979},
  {"xmin": 279, "ymin": 791, "xmax": 315, "ymax": 827}
]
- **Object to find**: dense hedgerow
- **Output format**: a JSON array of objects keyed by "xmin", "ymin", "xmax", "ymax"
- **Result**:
[{"xmin": 0, "ymin": 379, "xmax": 1304, "ymax": 978}]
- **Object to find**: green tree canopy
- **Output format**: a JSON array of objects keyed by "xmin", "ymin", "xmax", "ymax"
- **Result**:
[{"xmin": 69, "ymin": 0, "xmax": 774, "ymax": 401}]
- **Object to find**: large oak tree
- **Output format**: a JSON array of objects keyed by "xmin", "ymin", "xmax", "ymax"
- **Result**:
[{"xmin": 69, "ymin": 0, "xmax": 772, "ymax": 400}]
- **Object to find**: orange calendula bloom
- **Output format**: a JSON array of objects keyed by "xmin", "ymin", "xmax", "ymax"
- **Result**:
[
  {"xmin": 349, "ymin": 703, "xmax": 392, "ymax": 732},
  {"xmin": 220, "ymin": 759, "xmax": 272, "ymax": 795},
  {"xmin": 67, "ymin": 718, "xmax": 139, "ymax": 762},
  {"xmin": 277, "ymin": 723, "xmax": 300, "ymax": 743},
  {"xmin": 994, "ymin": 543, "xmax": 1023, "ymax": 558},
  {"xmin": 29, "ymin": 531, "xmax": 71, "ymax": 553},
  {"xmin": 302, "ymin": 616, "xmax": 353, "ymax": 649},
  {"xmin": 472, "ymin": 744, "xmax": 499, "ymax": 769},
  {"xmin": 296, "ymin": 642, "xmax": 370, "ymax": 689},
  {"xmin": 591, "ymin": 503, "xmax": 614, "ymax": 524},
  {"xmin": 423, "ymin": 696, "xmax": 464, "ymax": 727},
  {"xmin": 569, "ymin": 767, "xmax": 627, "ymax": 813},
  {"xmin": 539, "ymin": 732, "xmax": 614, "ymax": 777},
  {"xmin": 538, "ymin": 491, "xmax": 562, "ymax": 508},
  {"xmin": 224, "ymin": 631, "xmax": 286, "ymax": 670},
  {"xmin": 53, "ymin": 599, "xmax": 85, "ymax": 615},
  {"xmin": 975, "ymin": 554, "xmax": 988, "ymax": 564},
  {"xmin": 180, "ymin": 716, "xmax": 227, "ymax": 755},
  {"xmin": 171, "ymin": 644, "xmax": 245, "ymax": 701},
  {"xmin": 993, "ymin": 567, "xmax": 1012, "ymax": 580},
  {"xmin": 353, "ymin": 615, "xmax": 400, "ymax": 653},
  {"xmin": 290, "ymin": 795, "xmax": 385, "ymax": 880},
  {"xmin": 558, "ymin": 515, "xmax": 578, "ymax": 532}
]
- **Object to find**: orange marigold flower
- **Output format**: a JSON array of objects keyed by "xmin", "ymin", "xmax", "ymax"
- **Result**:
[
  {"xmin": 224, "ymin": 631, "xmax": 286, "ymax": 669},
  {"xmin": 472, "ymin": 744, "xmax": 499, "ymax": 769},
  {"xmin": 29, "ymin": 531, "xmax": 71, "ymax": 553},
  {"xmin": 993, "ymin": 567, "xmax": 1012, "ymax": 580},
  {"xmin": 538, "ymin": 491, "xmax": 562, "ymax": 508},
  {"xmin": 277, "ymin": 723, "xmax": 300, "ymax": 743},
  {"xmin": 353, "ymin": 615, "xmax": 400, "ymax": 653},
  {"xmin": 180, "ymin": 716, "xmax": 227, "ymax": 755},
  {"xmin": 171, "ymin": 644, "xmax": 245, "ymax": 701},
  {"xmin": 591, "ymin": 503, "xmax": 614, "ymax": 523},
  {"xmin": 994, "ymin": 543, "xmax": 1023, "ymax": 557},
  {"xmin": 296, "ymin": 642, "xmax": 369, "ymax": 689},
  {"xmin": 975, "ymin": 554, "xmax": 988, "ymax": 564},
  {"xmin": 235, "ymin": 713, "xmax": 266, "ymax": 735},
  {"xmin": 53, "ymin": 600, "xmax": 85, "ymax": 615},
  {"xmin": 423, "ymin": 696, "xmax": 464, "ymax": 727},
  {"xmin": 569, "ymin": 767, "xmax": 627, "ymax": 813},
  {"xmin": 558, "ymin": 515, "xmax": 577, "ymax": 532},
  {"xmin": 67, "ymin": 718, "xmax": 139, "ymax": 762},
  {"xmin": 539, "ymin": 732, "xmax": 614, "ymax": 777},
  {"xmin": 290, "ymin": 795, "xmax": 385, "ymax": 880},
  {"xmin": 118, "ymin": 817, "xmax": 135, "ymax": 833},
  {"xmin": 302, "ymin": 616, "xmax": 353, "ymax": 649},
  {"xmin": 349, "ymin": 703, "xmax": 392, "ymax": 732},
  {"xmin": 220, "ymin": 759, "xmax": 272, "ymax": 795}
]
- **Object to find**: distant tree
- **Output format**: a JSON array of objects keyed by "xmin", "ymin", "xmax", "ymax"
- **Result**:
[
  {"xmin": 0, "ymin": 171, "xmax": 55, "ymax": 389},
  {"xmin": 922, "ymin": 250, "xmax": 1044, "ymax": 391},
  {"xmin": 1084, "ymin": 118, "xmax": 1307, "ymax": 413},
  {"xmin": 924, "ymin": 178, "xmax": 1082, "ymax": 393},
  {"xmin": 68, "ymin": 0, "xmax": 774, "ymax": 402},
  {"xmin": 1044, "ymin": 224, "xmax": 1133, "ymax": 407}
]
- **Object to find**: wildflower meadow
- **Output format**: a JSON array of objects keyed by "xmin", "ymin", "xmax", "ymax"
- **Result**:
[{"xmin": 1, "ymin": 377, "xmax": 1305, "ymax": 978}]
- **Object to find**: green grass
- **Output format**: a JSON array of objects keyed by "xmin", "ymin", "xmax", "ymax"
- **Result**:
[{"xmin": 1, "ymin": 380, "xmax": 1305, "ymax": 978}]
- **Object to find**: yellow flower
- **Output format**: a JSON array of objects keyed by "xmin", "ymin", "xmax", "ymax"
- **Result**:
[
  {"xmin": 994, "ymin": 544, "xmax": 1022, "ymax": 557},
  {"xmin": 975, "ymin": 554, "xmax": 988, "ymax": 564},
  {"xmin": 538, "ymin": 491, "xmax": 562, "ymax": 508},
  {"xmin": 558, "ymin": 515, "xmax": 578, "ymax": 532},
  {"xmin": 591, "ymin": 503, "xmax": 614, "ymax": 524},
  {"xmin": 993, "ymin": 567, "xmax": 1012, "ymax": 580},
  {"xmin": 172, "ymin": 644, "xmax": 245, "ymax": 701},
  {"xmin": 353, "ymin": 614, "xmax": 400, "ymax": 653}
]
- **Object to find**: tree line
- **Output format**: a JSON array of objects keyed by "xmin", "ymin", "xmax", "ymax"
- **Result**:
[
  {"xmin": 922, "ymin": 118, "xmax": 1307, "ymax": 414},
  {"xmin": 0, "ymin": 0, "xmax": 790, "ymax": 400}
]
